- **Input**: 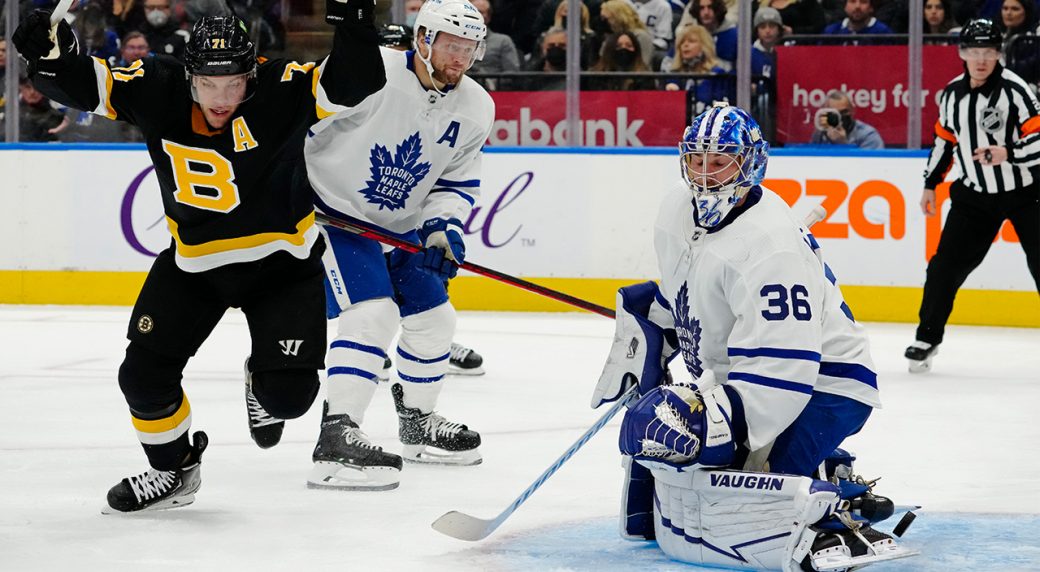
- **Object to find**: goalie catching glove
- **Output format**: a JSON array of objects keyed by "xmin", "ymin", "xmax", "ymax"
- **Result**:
[
  {"xmin": 619, "ymin": 383, "xmax": 736, "ymax": 470},
  {"xmin": 591, "ymin": 281, "xmax": 679, "ymax": 409}
]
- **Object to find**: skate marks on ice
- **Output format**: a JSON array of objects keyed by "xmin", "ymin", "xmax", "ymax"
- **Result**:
[{"xmin": 449, "ymin": 513, "xmax": 1040, "ymax": 572}]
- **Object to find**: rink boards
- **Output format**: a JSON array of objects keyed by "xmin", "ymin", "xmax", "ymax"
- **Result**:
[{"xmin": 0, "ymin": 145, "xmax": 1037, "ymax": 327}]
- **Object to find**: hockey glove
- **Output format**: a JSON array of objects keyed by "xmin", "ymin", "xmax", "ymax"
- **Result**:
[
  {"xmin": 619, "ymin": 384, "xmax": 735, "ymax": 469},
  {"xmin": 12, "ymin": 10, "xmax": 77, "ymax": 62},
  {"xmin": 591, "ymin": 281, "xmax": 679, "ymax": 409},
  {"xmin": 326, "ymin": 0, "xmax": 376, "ymax": 26},
  {"xmin": 418, "ymin": 218, "xmax": 465, "ymax": 281}
]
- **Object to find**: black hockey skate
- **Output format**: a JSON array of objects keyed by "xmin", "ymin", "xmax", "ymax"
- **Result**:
[
  {"xmin": 244, "ymin": 359, "xmax": 284, "ymax": 448},
  {"xmin": 307, "ymin": 402, "xmax": 402, "ymax": 491},
  {"xmin": 800, "ymin": 519, "xmax": 916, "ymax": 571},
  {"xmin": 904, "ymin": 341, "xmax": 939, "ymax": 374},
  {"xmin": 392, "ymin": 383, "xmax": 482, "ymax": 465},
  {"xmin": 447, "ymin": 342, "xmax": 485, "ymax": 376},
  {"xmin": 103, "ymin": 431, "xmax": 208, "ymax": 514}
]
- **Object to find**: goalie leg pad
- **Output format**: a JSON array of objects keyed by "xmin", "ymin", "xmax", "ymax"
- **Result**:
[
  {"xmin": 619, "ymin": 456, "xmax": 655, "ymax": 540},
  {"xmin": 644, "ymin": 467, "xmax": 842, "ymax": 571}
]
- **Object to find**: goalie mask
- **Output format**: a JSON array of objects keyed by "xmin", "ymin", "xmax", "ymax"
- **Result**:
[
  {"xmin": 413, "ymin": 0, "xmax": 487, "ymax": 95},
  {"xmin": 679, "ymin": 104, "xmax": 769, "ymax": 228},
  {"xmin": 183, "ymin": 16, "xmax": 257, "ymax": 106}
]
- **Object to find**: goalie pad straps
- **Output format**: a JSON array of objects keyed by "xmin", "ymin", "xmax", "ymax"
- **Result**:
[{"xmin": 591, "ymin": 281, "xmax": 678, "ymax": 409}]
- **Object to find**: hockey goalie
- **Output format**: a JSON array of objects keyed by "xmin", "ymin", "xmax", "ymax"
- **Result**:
[{"xmin": 590, "ymin": 104, "xmax": 918, "ymax": 571}]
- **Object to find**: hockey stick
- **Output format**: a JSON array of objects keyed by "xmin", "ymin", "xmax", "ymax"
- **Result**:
[
  {"xmin": 431, "ymin": 385, "xmax": 640, "ymax": 541},
  {"xmin": 805, "ymin": 204, "xmax": 828, "ymax": 228},
  {"xmin": 314, "ymin": 212, "xmax": 616, "ymax": 319},
  {"xmin": 50, "ymin": 0, "xmax": 76, "ymax": 26}
]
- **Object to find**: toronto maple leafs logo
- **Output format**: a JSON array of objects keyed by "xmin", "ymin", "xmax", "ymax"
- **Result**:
[
  {"xmin": 358, "ymin": 132, "xmax": 432, "ymax": 211},
  {"xmin": 673, "ymin": 282, "xmax": 704, "ymax": 378}
]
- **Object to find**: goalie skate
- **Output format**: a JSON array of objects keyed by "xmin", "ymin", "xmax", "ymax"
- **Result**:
[
  {"xmin": 103, "ymin": 431, "xmax": 208, "ymax": 514},
  {"xmin": 447, "ymin": 343, "xmax": 485, "ymax": 376},
  {"xmin": 307, "ymin": 403, "xmax": 402, "ymax": 491},
  {"xmin": 244, "ymin": 359, "xmax": 284, "ymax": 448},
  {"xmin": 801, "ymin": 524, "xmax": 919, "ymax": 571},
  {"xmin": 904, "ymin": 341, "xmax": 938, "ymax": 374},
  {"xmin": 392, "ymin": 383, "xmax": 482, "ymax": 465}
]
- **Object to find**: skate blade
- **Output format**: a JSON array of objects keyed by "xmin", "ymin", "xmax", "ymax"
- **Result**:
[
  {"xmin": 446, "ymin": 365, "xmax": 486, "ymax": 376},
  {"xmin": 306, "ymin": 461, "xmax": 400, "ymax": 491},
  {"xmin": 402, "ymin": 445, "xmax": 482, "ymax": 466},
  {"xmin": 907, "ymin": 358, "xmax": 933, "ymax": 374},
  {"xmin": 101, "ymin": 494, "xmax": 196, "ymax": 515},
  {"xmin": 811, "ymin": 540, "xmax": 919, "ymax": 571}
]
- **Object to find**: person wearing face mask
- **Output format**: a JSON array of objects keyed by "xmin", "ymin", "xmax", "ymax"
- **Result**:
[
  {"xmin": 660, "ymin": 23, "xmax": 731, "ymax": 110},
  {"xmin": 524, "ymin": 27, "xmax": 569, "ymax": 90},
  {"xmin": 546, "ymin": 0, "xmax": 598, "ymax": 69},
  {"xmin": 140, "ymin": 0, "xmax": 189, "ymax": 60},
  {"xmin": 588, "ymin": 30, "xmax": 653, "ymax": 90},
  {"xmin": 809, "ymin": 89, "xmax": 884, "ymax": 149}
]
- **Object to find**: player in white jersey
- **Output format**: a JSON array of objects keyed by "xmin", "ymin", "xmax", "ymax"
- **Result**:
[
  {"xmin": 592, "ymin": 105, "xmax": 916, "ymax": 571},
  {"xmin": 303, "ymin": 0, "xmax": 495, "ymax": 491}
]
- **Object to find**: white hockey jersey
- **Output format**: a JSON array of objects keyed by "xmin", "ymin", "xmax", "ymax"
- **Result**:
[
  {"xmin": 654, "ymin": 185, "xmax": 881, "ymax": 452},
  {"xmin": 305, "ymin": 47, "xmax": 496, "ymax": 234}
]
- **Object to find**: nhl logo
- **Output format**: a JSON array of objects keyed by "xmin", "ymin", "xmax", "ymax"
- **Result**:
[
  {"xmin": 137, "ymin": 315, "xmax": 154, "ymax": 334},
  {"xmin": 979, "ymin": 107, "xmax": 1005, "ymax": 134}
]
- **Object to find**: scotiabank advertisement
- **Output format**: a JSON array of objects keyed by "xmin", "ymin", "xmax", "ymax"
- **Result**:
[
  {"xmin": 0, "ymin": 148, "xmax": 1034, "ymax": 292},
  {"xmin": 776, "ymin": 45, "xmax": 963, "ymax": 147},
  {"xmin": 487, "ymin": 91, "xmax": 687, "ymax": 147}
]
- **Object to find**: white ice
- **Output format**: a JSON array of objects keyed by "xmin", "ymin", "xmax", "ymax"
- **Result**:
[{"xmin": 1, "ymin": 306, "xmax": 1038, "ymax": 571}]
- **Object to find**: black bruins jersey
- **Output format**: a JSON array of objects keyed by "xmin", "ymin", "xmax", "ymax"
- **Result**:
[{"xmin": 31, "ymin": 26, "xmax": 384, "ymax": 272}]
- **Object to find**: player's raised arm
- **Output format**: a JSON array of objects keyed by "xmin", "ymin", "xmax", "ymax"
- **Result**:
[
  {"xmin": 13, "ymin": 10, "xmax": 167, "ymax": 126},
  {"xmin": 313, "ymin": 0, "xmax": 387, "ymax": 116}
]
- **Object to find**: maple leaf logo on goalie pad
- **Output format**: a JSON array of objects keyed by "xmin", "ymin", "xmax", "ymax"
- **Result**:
[{"xmin": 358, "ymin": 132, "xmax": 432, "ymax": 211}]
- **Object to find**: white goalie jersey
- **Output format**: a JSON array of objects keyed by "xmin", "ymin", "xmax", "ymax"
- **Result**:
[
  {"xmin": 654, "ymin": 185, "xmax": 882, "ymax": 452},
  {"xmin": 305, "ymin": 47, "xmax": 495, "ymax": 234}
]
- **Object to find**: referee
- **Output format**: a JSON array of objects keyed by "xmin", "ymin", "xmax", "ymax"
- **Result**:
[{"xmin": 906, "ymin": 18, "xmax": 1040, "ymax": 373}]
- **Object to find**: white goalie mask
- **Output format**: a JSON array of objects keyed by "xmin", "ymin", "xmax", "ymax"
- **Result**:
[{"xmin": 413, "ymin": 0, "xmax": 487, "ymax": 95}]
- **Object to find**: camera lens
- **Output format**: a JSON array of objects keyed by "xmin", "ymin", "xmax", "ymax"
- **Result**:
[{"xmin": 826, "ymin": 112, "xmax": 840, "ymax": 128}]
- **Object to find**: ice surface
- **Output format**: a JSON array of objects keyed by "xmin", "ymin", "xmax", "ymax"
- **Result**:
[{"xmin": 1, "ymin": 307, "xmax": 1038, "ymax": 571}]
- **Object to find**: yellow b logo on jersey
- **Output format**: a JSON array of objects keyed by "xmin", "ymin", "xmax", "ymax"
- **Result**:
[{"xmin": 162, "ymin": 140, "xmax": 241, "ymax": 213}]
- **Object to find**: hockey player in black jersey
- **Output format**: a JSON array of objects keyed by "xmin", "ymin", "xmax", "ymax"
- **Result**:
[{"xmin": 13, "ymin": 0, "xmax": 385, "ymax": 512}]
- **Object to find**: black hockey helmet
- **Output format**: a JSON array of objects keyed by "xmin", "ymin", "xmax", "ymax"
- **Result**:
[
  {"xmin": 184, "ymin": 16, "xmax": 257, "ymax": 77},
  {"xmin": 378, "ymin": 23, "xmax": 414, "ymax": 50},
  {"xmin": 960, "ymin": 19, "xmax": 1002, "ymax": 50}
]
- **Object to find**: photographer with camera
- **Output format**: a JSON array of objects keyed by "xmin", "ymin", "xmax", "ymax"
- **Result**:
[{"xmin": 809, "ymin": 89, "xmax": 884, "ymax": 149}]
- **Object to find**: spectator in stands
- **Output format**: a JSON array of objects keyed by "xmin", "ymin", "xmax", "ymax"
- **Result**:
[
  {"xmin": 752, "ymin": 6, "xmax": 783, "ymax": 77},
  {"xmin": 501, "ymin": 0, "xmax": 562, "ymax": 56},
  {"xmin": 660, "ymin": 24, "xmax": 732, "ymax": 106},
  {"xmin": 108, "ymin": 0, "xmax": 147, "ymax": 37},
  {"xmin": 142, "ymin": 0, "xmax": 189, "ymax": 60},
  {"xmin": 1000, "ymin": 0, "xmax": 1037, "ymax": 47},
  {"xmin": 823, "ymin": 0, "xmax": 894, "ymax": 40},
  {"xmin": 114, "ymin": 31, "xmax": 151, "ymax": 66},
  {"xmin": 759, "ymin": 0, "xmax": 826, "ymax": 34},
  {"xmin": 74, "ymin": 1, "xmax": 121, "ymax": 62},
  {"xmin": 0, "ymin": 38, "xmax": 7, "ymax": 101},
  {"xmin": 810, "ymin": 89, "xmax": 884, "ymax": 149},
  {"xmin": 405, "ymin": 0, "xmax": 424, "ymax": 26},
  {"xmin": 924, "ymin": 0, "xmax": 958, "ymax": 34},
  {"xmin": 631, "ymin": 0, "xmax": 674, "ymax": 53},
  {"xmin": 588, "ymin": 30, "xmax": 654, "ymax": 90},
  {"xmin": 470, "ymin": 0, "xmax": 521, "ymax": 90},
  {"xmin": 676, "ymin": 0, "xmax": 737, "ymax": 66},
  {"xmin": 525, "ymin": 27, "xmax": 569, "ymax": 90},
  {"xmin": 16, "ymin": 76, "xmax": 64, "ymax": 142},
  {"xmin": 600, "ymin": 0, "xmax": 656, "ymax": 66},
  {"xmin": 549, "ymin": 0, "xmax": 598, "ymax": 68}
]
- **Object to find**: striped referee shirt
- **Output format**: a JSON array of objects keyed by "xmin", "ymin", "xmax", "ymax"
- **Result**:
[{"xmin": 924, "ymin": 64, "xmax": 1040, "ymax": 193}]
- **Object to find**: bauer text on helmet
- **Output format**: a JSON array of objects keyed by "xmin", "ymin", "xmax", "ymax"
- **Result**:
[{"xmin": 183, "ymin": 16, "xmax": 257, "ymax": 129}]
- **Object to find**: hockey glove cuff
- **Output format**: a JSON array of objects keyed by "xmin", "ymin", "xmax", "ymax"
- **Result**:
[
  {"xmin": 418, "ymin": 218, "xmax": 465, "ymax": 280},
  {"xmin": 326, "ymin": 0, "xmax": 376, "ymax": 26}
]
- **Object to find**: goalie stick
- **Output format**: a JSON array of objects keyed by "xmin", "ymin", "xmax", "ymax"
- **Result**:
[
  {"xmin": 429, "ymin": 206, "xmax": 833, "ymax": 541},
  {"xmin": 315, "ymin": 212, "xmax": 615, "ymax": 318},
  {"xmin": 431, "ymin": 385, "xmax": 640, "ymax": 541}
]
